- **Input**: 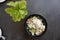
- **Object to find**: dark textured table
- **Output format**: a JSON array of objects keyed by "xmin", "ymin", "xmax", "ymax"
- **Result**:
[{"xmin": 0, "ymin": 0, "xmax": 60, "ymax": 40}]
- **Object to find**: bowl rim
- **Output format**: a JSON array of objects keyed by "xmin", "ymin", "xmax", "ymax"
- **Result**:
[
  {"xmin": 24, "ymin": 14, "xmax": 47, "ymax": 38},
  {"xmin": 0, "ymin": 0, "xmax": 7, "ymax": 3}
]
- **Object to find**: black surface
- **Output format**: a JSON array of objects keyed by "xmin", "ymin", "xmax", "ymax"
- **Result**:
[{"xmin": 0, "ymin": 0, "xmax": 60, "ymax": 40}]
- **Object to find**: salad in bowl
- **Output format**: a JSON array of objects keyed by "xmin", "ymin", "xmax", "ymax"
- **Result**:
[{"xmin": 24, "ymin": 14, "xmax": 47, "ymax": 37}]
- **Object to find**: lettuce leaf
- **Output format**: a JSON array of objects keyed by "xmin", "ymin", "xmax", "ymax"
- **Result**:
[
  {"xmin": 5, "ymin": 0, "xmax": 28, "ymax": 22},
  {"xmin": 7, "ymin": 2, "xmax": 15, "ymax": 7}
]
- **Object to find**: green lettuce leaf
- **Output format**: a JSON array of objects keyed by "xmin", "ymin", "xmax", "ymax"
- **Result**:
[
  {"xmin": 7, "ymin": 2, "xmax": 15, "ymax": 7},
  {"xmin": 19, "ymin": 1, "xmax": 27, "ymax": 9},
  {"xmin": 5, "ymin": 0, "xmax": 28, "ymax": 22}
]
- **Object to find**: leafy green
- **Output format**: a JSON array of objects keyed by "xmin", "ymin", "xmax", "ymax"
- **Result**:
[
  {"xmin": 7, "ymin": 2, "xmax": 15, "ymax": 7},
  {"xmin": 5, "ymin": 0, "xmax": 28, "ymax": 22},
  {"xmin": 19, "ymin": 1, "xmax": 26, "ymax": 9}
]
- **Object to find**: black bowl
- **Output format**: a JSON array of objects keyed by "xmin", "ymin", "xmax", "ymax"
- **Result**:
[{"xmin": 24, "ymin": 14, "xmax": 47, "ymax": 38}]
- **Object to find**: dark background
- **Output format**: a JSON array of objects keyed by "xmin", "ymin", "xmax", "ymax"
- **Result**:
[{"xmin": 0, "ymin": 0, "xmax": 60, "ymax": 40}]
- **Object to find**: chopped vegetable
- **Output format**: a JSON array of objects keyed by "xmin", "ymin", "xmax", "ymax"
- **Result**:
[
  {"xmin": 5, "ymin": 0, "xmax": 28, "ymax": 22},
  {"xmin": 26, "ymin": 16, "xmax": 45, "ymax": 36}
]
